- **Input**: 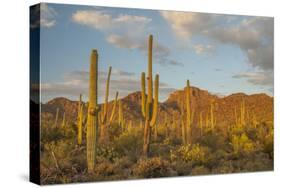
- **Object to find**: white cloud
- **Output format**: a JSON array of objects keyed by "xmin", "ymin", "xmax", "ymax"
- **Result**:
[
  {"xmin": 41, "ymin": 3, "xmax": 57, "ymax": 28},
  {"xmin": 160, "ymin": 11, "xmax": 215, "ymax": 39},
  {"xmin": 72, "ymin": 10, "xmax": 151, "ymax": 33},
  {"xmin": 30, "ymin": 3, "xmax": 57, "ymax": 28},
  {"xmin": 106, "ymin": 34, "xmax": 183, "ymax": 66},
  {"xmin": 42, "ymin": 69, "xmax": 175, "ymax": 102},
  {"xmin": 232, "ymin": 71, "xmax": 273, "ymax": 86},
  {"xmin": 160, "ymin": 11, "xmax": 273, "ymax": 71},
  {"xmin": 193, "ymin": 44, "xmax": 215, "ymax": 54}
]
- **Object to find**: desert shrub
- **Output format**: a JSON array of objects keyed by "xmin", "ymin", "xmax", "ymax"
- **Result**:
[
  {"xmin": 231, "ymin": 133, "xmax": 256, "ymax": 155},
  {"xmin": 97, "ymin": 146, "xmax": 119, "ymax": 162},
  {"xmin": 114, "ymin": 131, "xmax": 142, "ymax": 161},
  {"xmin": 150, "ymin": 143, "xmax": 173, "ymax": 160},
  {"xmin": 170, "ymin": 144, "xmax": 209, "ymax": 165},
  {"xmin": 107, "ymin": 122, "xmax": 122, "ymax": 141},
  {"xmin": 171, "ymin": 160, "xmax": 192, "ymax": 176},
  {"xmin": 198, "ymin": 131, "xmax": 228, "ymax": 151},
  {"xmin": 205, "ymin": 149, "xmax": 229, "ymax": 169},
  {"xmin": 94, "ymin": 160, "xmax": 115, "ymax": 176},
  {"xmin": 41, "ymin": 126, "xmax": 65, "ymax": 144},
  {"xmin": 231, "ymin": 152, "xmax": 273, "ymax": 172},
  {"xmin": 190, "ymin": 166, "xmax": 210, "ymax": 175},
  {"xmin": 263, "ymin": 129, "xmax": 273, "ymax": 158},
  {"xmin": 211, "ymin": 160, "xmax": 234, "ymax": 174},
  {"xmin": 132, "ymin": 157, "xmax": 173, "ymax": 178}
]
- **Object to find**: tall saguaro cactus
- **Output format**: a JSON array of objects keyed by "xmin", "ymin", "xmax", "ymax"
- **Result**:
[
  {"xmin": 210, "ymin": 100, "xmax": 216, "ymax": 132},
  {"xmin": 54, "ymin": 108, "xmax": 59, "ymax": 127},
  {"xmin": 61, "ymin": 112, "xmax": 66, "ymax": 127},
  {"xmin": 77, "ymin": 94, "xmax": 83, "ymax": 145},
  {"xmin": 141, "ymin": 35, "xmax": 159, "ymax": 157},
  {"xmin": 118, "ymin": 100, "xmax": 125, "ymax": 131},
  {"xmin": 87, "ymin": 49, "xmax": 99, "ymax": 173},
  {"xmin": 99, "ymin": 67, "xmax": 118, "ymax": 143},
  {"xmin": 199, "ymin": 111, "xmax": 203, "ymax": 136},
  {"xmin": 181, "ymin": 80, "xmax": 193, "ymax": 144},
  {"xmin": 240, "ymin": 99, "xmax": 246, "ymax": 127}
]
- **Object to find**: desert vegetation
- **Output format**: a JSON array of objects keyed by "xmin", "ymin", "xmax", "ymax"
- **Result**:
[{"xmin": 39, "ymin": 35, "xmax": 273, "ymax": 184}]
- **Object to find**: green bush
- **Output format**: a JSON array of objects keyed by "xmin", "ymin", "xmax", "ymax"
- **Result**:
[
  {"xmin": 132, "ymin": 157, "xmax": 174, "ymax": 178},
  {"xmin": 170, "ymin": 144, "xmax": 209, "ymax": 165}
]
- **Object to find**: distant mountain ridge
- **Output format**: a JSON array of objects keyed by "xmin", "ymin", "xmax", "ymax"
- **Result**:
[{"xmin": 41, "ymin": 86, "xmax": 273, "ymax": 127}]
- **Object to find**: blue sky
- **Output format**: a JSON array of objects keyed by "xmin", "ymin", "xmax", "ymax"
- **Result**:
[{"xmin": 37, "ymin": 3, "xmax": 274, "ymax": 103}]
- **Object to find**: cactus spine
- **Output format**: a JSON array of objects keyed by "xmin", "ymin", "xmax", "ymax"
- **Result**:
[
  {"xmin": 87, "ymin": 49, "xmax": 99, "ymax": 173},
  {"xmin": 141, "ymin": 35, "xmax": 159, "ymax": 157},
  {"xmin": 77, "ymin": 94, "xmax": 83, "ymax": 145}
]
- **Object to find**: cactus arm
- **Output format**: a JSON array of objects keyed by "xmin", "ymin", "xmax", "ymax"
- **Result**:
[
  {"xmin": 141, "ymin": 72, "xmax": 146, "ymax": 117},
  {"xmin": 109, "ymin": 91, "xmax": 118, "ymax": 124},
  {"xmin": 150, "ymin": 74, "xmax": 159, "ymax": 126}
]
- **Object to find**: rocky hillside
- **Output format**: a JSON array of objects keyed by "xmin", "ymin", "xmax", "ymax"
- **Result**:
[{"xmin": 41, "ymin": 86, "xmax": 273, "ymax": 127}]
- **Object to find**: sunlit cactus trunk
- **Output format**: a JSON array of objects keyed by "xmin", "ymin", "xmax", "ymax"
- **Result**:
[
  {"xmin": 128, "ymin": 120, "xmax": 133, "ymax": 132},
  {"xmin": 141, "ymin": 35, "xmax": 159, "ymax": 157},
  {"xmin": 210, "ymin": 100, "xmax": 215, "ymax": 132},
  {"xmin": 99, "ymin": 67, "xmax": 118, "ymax": 143},
  {"xmin": 87, "ymin": 49, "xmax": 99, "ymax": 173},
  {"xmin": 183, "ymin": 80, "xmax": 192, "ymax": 144},
  {"xmin": 77, "ymin": 94, "xmax": 83, "ymax": 145},
  {"xmin": 164, "ymin": 113, "xmax": 169, "ymax": 137},
  {"xmin": 118, "ymin": 100, "xmax": 125, "ymax": 131},
  {"xmin": 61, "ymin": 112, "xmax": 66, "ymax": 127},
  {"xmin": 54, "ymin": 108, "xmax": 59, "ymax": 127},
  {"xmin": 240, "ymin": 99, "xmax": 246, "ymax": 127},
  {"xmin": 199, "ymin": 111, "xmax": 203, "ymax": 136}
]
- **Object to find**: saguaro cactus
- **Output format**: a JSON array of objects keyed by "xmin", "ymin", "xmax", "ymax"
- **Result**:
[
  {"xmin": 234, "ymin": 99, "xmax": 246, "ymax": 128},
  {"xmin": 181, "ymin": 80, "xmax": 193, "ymax": 144},
  {"xmin": 210, "ymin": 100, "xmax": 216, "ymax": 132},
  {"xmin": 54, "ymin": 108, "xmax": 59, "ymax": 127},
  {"xmin": 61, "ymin": 112, "xmax": 66, "ymax": 127},
  {"xmin": 199, "ymin": 111, "xmax": 203, "ymax": 136},
  {"xmin": 77, "ymin": 94, "xmax": 83, "ymax": 145},
  {"xmin": 240, "ymin": 99, "xmax": 246, "ymax": 127},
  {"xmin": 141, "ymin": 35, "xmax": 159, "ymax": 157},
  {"xmin": 99, "ymin": 67, "xmax": 118, "ymax": 143},
  {"xmin": 118, "ymin": 100, "xmax": 125, "ymax": 131},
  {"xmin": 87, "ymin": 49, "xmax": 99, "ymax": 173}
]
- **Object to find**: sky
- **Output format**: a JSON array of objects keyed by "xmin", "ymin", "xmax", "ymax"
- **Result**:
[{"xmin": 35, "ymin": 3, "xmax": 274, "ymax": 103}]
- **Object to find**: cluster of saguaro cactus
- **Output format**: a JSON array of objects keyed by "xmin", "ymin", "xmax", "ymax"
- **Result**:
[
  {"xmin": 77, "ymin": 94, "xmax": 83, "ymax": 145},
  {"xmin": 99, "ymin": 66, "xmax": 118, "ymax": 143},
  {"xmin": 141, "ymin": 34, "xmax": 159, "ymax": 157},
  {"xmin": 181, "ymin": 80, "xmax": 194, "ymax": 144},
  {"xmin": 86, "ymin": 49, "xmax": 99, "ymax": 173}
]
